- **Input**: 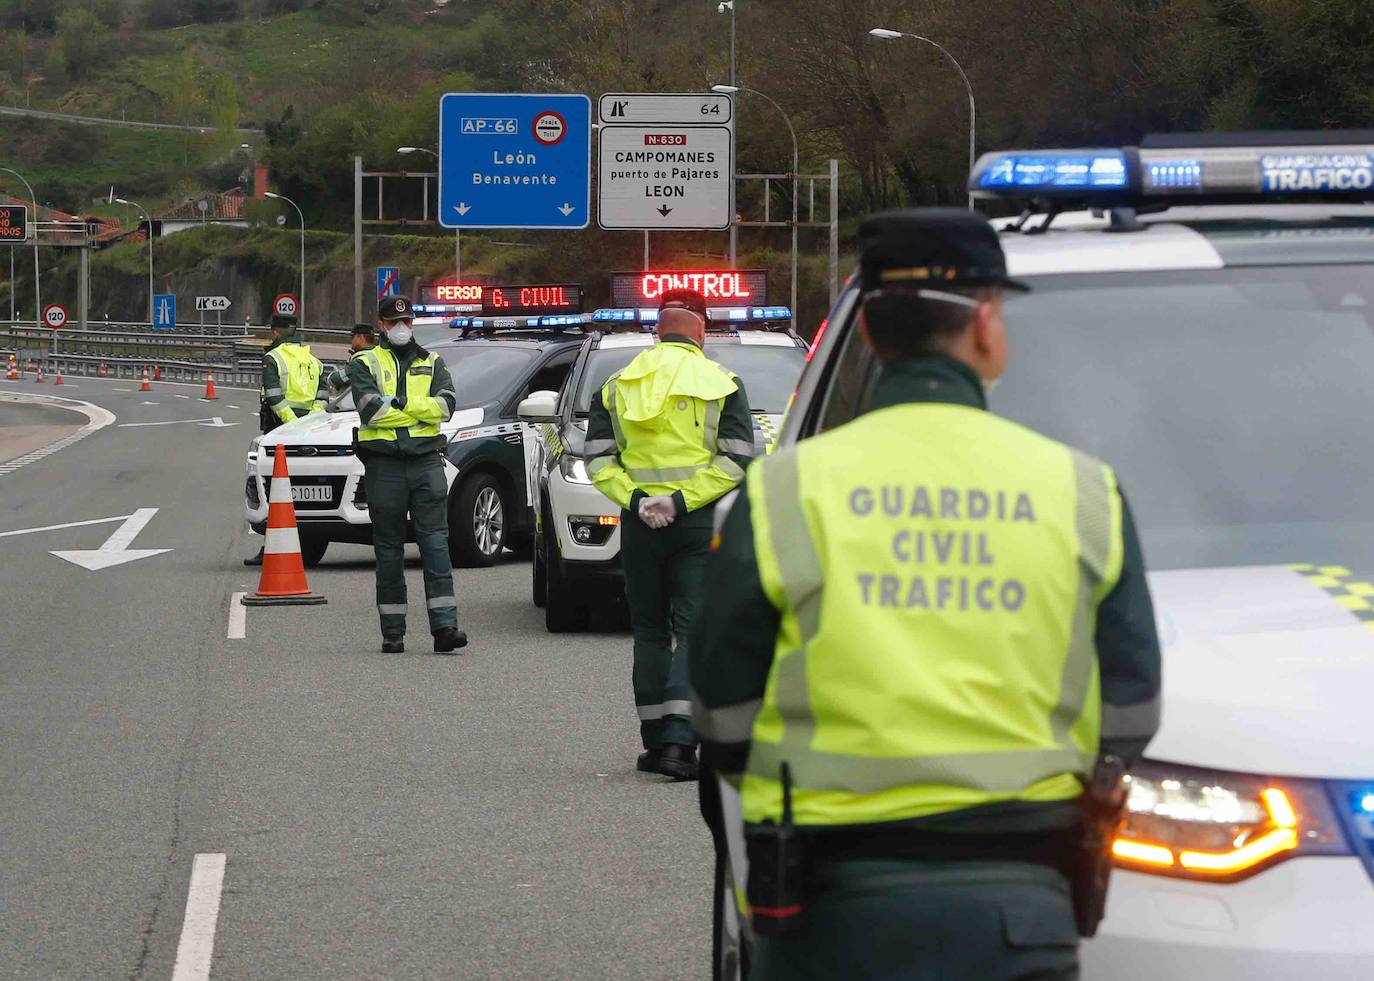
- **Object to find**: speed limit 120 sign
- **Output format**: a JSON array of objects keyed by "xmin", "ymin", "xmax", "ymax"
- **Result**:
[
  {"xmin": 272, "ymin": 294, "xmax": 299, "ymax": 318},
  {"xmin": 43, "ymin": 303, "xmax": 69, "ymax": 329}
]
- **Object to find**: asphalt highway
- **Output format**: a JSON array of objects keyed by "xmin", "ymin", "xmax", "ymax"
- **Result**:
[{"xmin": 0, "ymin": 374, "xmax": 711, "ymax": 979}]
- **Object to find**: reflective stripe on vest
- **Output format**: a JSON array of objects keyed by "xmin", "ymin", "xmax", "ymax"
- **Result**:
[
  {"xmin": 263, "ymin": 342, "xmax": 321, "ymax": 413},
  {"xmin": 740, "ymin": 404, "xmax": 1124, "ymax": 827},
  {"xmin": 357, "ymin": 347, "xmax": 442, "ymax": 443}
]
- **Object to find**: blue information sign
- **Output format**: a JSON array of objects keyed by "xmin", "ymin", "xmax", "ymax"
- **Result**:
[
  {"xmin": 438, "ymin": 93, "xmax": 591, "ymax": 230},
  {"xmin": 377, "ymin": 266, "xmax": 400, "ymax": 299},
  {"xmin": 153, "ymin": 293, "xmax": 176, "ymax": 330}
]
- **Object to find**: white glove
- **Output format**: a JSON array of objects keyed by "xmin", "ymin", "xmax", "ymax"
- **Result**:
[{"xmin": 638, "ymin": 495, "xmax": 677, "ymax": 529}]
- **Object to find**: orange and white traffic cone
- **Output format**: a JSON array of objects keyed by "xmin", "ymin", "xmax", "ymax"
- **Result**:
[
  {"xmin": 241, "ymin": 445, "xmax": 326, "ymax": 607},
  {"xmin": 5, "ymin": 355, "xmax": 17, "ymax": 380},
  {"xmin": 35, "ymin": 364, "xmax": 45, "ymax": 383},
  {"xmin": 140, "ymin": 367, "xmax": 152, "ymax": 392},
  {"xmin": 153, "ymin": 364, "xmax": 162, "ymax": 381},
  {"xmin": 203, "ymin": 370, "xmax": 218, "ymax": 400},
  {"xmin": 54, "ymin": 366, "xmax": 63, "ymax": 385},
  {"xmin": 98, "ymin": 361, "xmax": 108, "ymax": 378}
]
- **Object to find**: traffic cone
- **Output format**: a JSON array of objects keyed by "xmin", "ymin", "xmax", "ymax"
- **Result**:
[
  {"xmin": 54, "ymin": 366, "xmax": 63, "ymax": 385},
  {"xmin": 98, "ymin": 361, "xmax": 108, "ymax": 378},
  {"xmin": 203, "ymin": 370, "xmax": 218, "ymax": 400},
  {"xmin": 242, "ymin": 444, "xmax": 326, "ymax": 607},
  {"xmin": 5, "ymin": 355, "xmax": 16, "ymax": 380},
  {"xmin": 140, "ymin": 367, "xmax": 152, "ymax": 392},
  {"xmin": 153, "ymin": 364, "xmax": 162, "ymax": 381},
  {"xmin": 35, "ymin": 365, "xmax": 45, "ymax": 383}
]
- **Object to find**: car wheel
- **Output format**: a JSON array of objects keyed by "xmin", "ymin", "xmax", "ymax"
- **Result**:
[
  {"xmin": 449, "ymin": 473, "xmax": 506, "ymax": 568},
  {"xmin": 300, "ymin": 534, "xmax": 328, "ymax": 568},
  {"xmin": 544, "ymin": 524, "xmax": 589, "ymax": 632}
]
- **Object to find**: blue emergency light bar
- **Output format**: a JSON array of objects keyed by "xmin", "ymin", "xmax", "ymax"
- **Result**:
[
  {"xmin": 970, "ymin": 131, "xmax": 1374, "ymax": 205},
  {"xmin": 591, "ymin": 306, "xmax": 793, "ymax": 325},
  {"xmin": 449, "ymin": 314, "xmax": 589, "ymax": 332}
]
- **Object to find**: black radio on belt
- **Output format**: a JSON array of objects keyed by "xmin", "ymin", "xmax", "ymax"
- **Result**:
[
  {"xmin": 1073, "ymin": 753, "xmax": 1128, "ymax": 938},
  {"xmin": 746, "ymin": 762, "xmax": 806, "ymax": 936}
]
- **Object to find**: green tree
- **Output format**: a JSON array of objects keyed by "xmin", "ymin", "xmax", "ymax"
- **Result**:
[{"xmin": 54, "ymin": 6, "xmax": 112, "ymax": 81}]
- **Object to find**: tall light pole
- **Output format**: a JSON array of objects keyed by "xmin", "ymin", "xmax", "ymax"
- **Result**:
[
  {"xmin": 869, "ymin": 27, "xmax": 977, "ymax": 209},
  {"xmin": 265, "ymin": 191, "xmax": 306, "ymax": 327},
  {"xmin": 115, "ymin": 196, "xmax": 154, "ymax": 326},
  {"xmin": 712, "ymin": 83, "xmax": 798, "ymax": 326},
  {"xmin": 717, "ymin": 1, "xmax": 737, "ymax": 267},
  {"xmin": 0, "ymin": 166, "xmax": 40, "ymax": 325},
  {"xmin": 399, "ymin": 146, "xmax": 461, "ymax": 285}
]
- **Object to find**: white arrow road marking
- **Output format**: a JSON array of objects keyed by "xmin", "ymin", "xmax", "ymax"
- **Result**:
[
  {"xmin": 558, "ymin": 202, "xmax": 575, "ymax": 216},
  {"xmin": 227, "ymin": 592, "xmax": 246, "ymax": 639},
  {"xmin": 455, "ymin": 202, "xmax": 470, "ymax": 216},
  {"xmin": 117, "ymin": 417, "xmax": 238, "ymax": 428},
  {"xmin": 50, "ymin": 508, "xmax": 172, "ymax": 570},
  {"xmin": 140, "ymin": 400, "xmax": 159, "ymax": 405},
  {"xmin": 171, "ymin": 853, "xmax": 226, "ymax": 981},
  {"xmin": 0, "ymin": 514, "xmax": 130, "ymax": 539}
]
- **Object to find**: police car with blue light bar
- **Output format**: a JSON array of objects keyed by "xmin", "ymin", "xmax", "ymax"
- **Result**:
[
  {"xmin": 521, "ymin": 307, "xmax": 806, "ymax": 632},
  {"xmin": 770, "ymin": 131, "xmax": 1374, "ymax": 981}
]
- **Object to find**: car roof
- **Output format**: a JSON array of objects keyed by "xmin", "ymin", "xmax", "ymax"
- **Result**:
[
  {"xmin": 999, "ymin": 203, "xmax": 1374, "ymax": 277},
  {"xmin": 594, "ymin": 331, "xmax": 803, "ymax": 350},
  {"xmin": 430, "ymin": 331, "xmax": 584, "ymax": 353}
]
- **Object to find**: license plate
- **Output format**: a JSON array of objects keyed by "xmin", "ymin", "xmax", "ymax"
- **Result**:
[{"xmin": 292, "ymin": 485, "xmax": 333, "ymax": 502}]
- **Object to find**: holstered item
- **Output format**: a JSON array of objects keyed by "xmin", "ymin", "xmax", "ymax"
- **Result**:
[
  {"xmin": 745, "ymin": 763, "xmax": 806, "ymax": 937},
  {"xmin": 259, "ymin": 398, "xmax": 278, "ymax": 434},
  {"xmin": 1072, "ymin": 754, "xmax": 1128, "ymax": 938}
]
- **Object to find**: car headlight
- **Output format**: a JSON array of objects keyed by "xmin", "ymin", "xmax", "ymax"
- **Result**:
[
  {"xmin": 1112, "ymin": 760, "xmax": 1348, "ymax": 882},
  {"xmin": 560, "ymin": 456, "xmax": 593, "ymax": 484}
]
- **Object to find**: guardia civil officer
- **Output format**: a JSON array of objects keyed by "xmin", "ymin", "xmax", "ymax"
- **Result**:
[
  {"xmin": 586, "ymin": 289, "xmax": 756, "ymax": 781},
  {"xmin": 348, "ymin": 295, "xmax": 466, "ymax": 655},
  {"xmin": 245, "ymin": 312, "xmax": 325, "ymax": 566},
  {"xmin": 259, "ymin": 312, "xmax": 324, "ymax": 432},
  {"xmin": 323, "ymin": 323, "xmax": 376, "ymax": 398},
  {"xmin": 690, "ymin": 209, "xmax": 1162, "ymax": 979}
]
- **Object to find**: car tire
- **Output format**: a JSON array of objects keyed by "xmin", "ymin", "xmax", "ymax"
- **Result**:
[
  {"xmin": 532, "ymin": 527, "xmax": 548, "ymax": 608},
  {"xmin": 300, "ymin": 534, "xmax": 328, "ymax": 568},
  {"xmin": 449, "ymin": 473, "xmax": 506, "ymax": 568},
  {"xmin": 544, "ymin": 524, "xmax": 589, "ymax": 633}
]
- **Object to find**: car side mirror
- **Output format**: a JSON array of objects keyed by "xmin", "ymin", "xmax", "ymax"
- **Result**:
[{"xmin": 517, "ymin": 390, "xmax": 560, "ymax": 423}]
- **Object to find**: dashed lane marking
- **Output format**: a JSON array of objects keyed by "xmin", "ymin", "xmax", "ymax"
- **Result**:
[
  {"xmin": 227, "ymin": 592, "xmax": 246, "ymax": 639},
  {"xmin": 171, "ymin": 853, "xmax": 226, "ymax": 981},
  {"xmin": 0, "ymin": 393, "xmax": 115, "ymax": 477}
]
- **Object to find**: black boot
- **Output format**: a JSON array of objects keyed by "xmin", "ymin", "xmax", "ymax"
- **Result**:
[
  {"xmin": 656, "ymin": 743, "xmax": 699, "ymax": 782},
  {"xmin": 433, "ymin": 627, "xmax": 468, "ymax": 655},
  {"xmin": 243, "ymin": 548, "xmax": 263, "ymax": 567},
  {"xmin": 382, "ymin": 638, "xmax": 405, "ymax": 654},
  {"xmin": 636, "ymin": 750, "xmax": 661, "ymax": 773}
]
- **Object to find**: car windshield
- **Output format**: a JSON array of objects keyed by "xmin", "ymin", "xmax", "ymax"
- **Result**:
[
  {"xmin": 574, "ymin": 340, "xmax": 804, "ymax": 415},
  {"xmin": 824, "ymin": 264, "xmax": 1374, "ymax": 571},
  {"xmin": 328, "ymin": 344, "xmax": 540, "ymax": 412}
]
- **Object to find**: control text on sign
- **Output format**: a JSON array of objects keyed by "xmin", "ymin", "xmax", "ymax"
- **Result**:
[{"xmin": 610, "ymin": 270, "xmax": 769, "ymax": 307}]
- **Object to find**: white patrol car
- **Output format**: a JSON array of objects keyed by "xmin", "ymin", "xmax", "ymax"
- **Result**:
[
  {"xmin": 243, "ymin": 319, "xmax": 586, "ymax": 567},
  {"xmin": 709, "ymin": 132, "xmax": 1374, "ymax": 981},
  {"xmin": 520, "ymin": 307, "xmax": 806, "ymax": 632}
]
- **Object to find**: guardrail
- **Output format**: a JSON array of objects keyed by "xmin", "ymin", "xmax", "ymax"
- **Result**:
[
  {"xmin": 4, "ymin": 328, "xmax": 245, "ymax": 365},
  {"xmin": 0, "ymin": 349, "xmax": 261, "ymax": 388}
]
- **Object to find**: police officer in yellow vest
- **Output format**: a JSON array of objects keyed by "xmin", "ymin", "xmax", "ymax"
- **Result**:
[
  {"xmin": 586, "ymin": 288, "xmax": 756, "ymax": 781},
  {"xmin": 690, "ymin": 210, "xmax": 1162, "ymax": 979},
  {"xmin": 259, "ymin": 312, "xmax": 324, "ymax": 432},
  {"xmin": 348, "ymin": 295, "xmax": 466, "ymax": 655}
]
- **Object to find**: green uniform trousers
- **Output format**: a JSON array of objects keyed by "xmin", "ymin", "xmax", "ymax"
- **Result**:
[
  {"xmin": 619, "ymin": 510, "xmax": 711, "ymax": 750},
  {"xmin": 362, "ymin": 452, "xmax": 458, "ymax": 639},
  {"xmin": 750, "ymin": 860, "xmax": 1079, "ymax": 981}
]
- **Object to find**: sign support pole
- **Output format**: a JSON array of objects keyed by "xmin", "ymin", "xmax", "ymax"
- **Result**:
[
  {"xmin": 353, "ymin": 155, "xmax": 363, "ymax": 326},
  {"xmin": 456, "ymin": 229, "xmax": 461, "ymax": 284},
  {"xmin": 643, "ymin": 231, "xmax": 649, "ymax": 271},
  {"xmin": 78, "ymin": 244, "xmax": 89, "ymax": 331},
  {"xmin": 829, "ymin": 158, "xmax": 839, "ymax": 306}
]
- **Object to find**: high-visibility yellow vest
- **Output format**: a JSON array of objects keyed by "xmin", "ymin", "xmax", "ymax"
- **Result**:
[
  {"xmin": 356, "ymin": 346, "xmax": 442, "ymax": 443},
  {"xmin": 598, "ymin": 341, "xmax": 740, "ymax": 495},
  {"xmin": 263, "ymin": 341, "xmax": 322, "ymax": 420},
  {"xmin": 741, "ymin": 402, "xmax": 1124, "ymax": 827}
]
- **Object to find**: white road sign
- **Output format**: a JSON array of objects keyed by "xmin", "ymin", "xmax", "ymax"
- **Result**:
[
  {"xmin": 599, "ymin": 93, "xmax": 732, "ymax": 126},
  {"xmin": 598, "ymin": 126, "xmax": 733, "ymax": 230},
  {"xmin": 196, "ymin": 296, "xmax": 231, "ymax": 312},
  {"xmin": 43, "ymin": 303, "xmax": 69, "ymax": 329},
  {"xmin": 272, "ymin": 293, "xmax": 299, "ymax": 318}
]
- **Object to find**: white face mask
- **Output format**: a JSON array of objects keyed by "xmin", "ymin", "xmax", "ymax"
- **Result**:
[
  {"xmin": 982, "ymin": 376, "xmax": 1001, "ymax": 397},
  {"xmin": 386, "ymin": 324, "xmax": 413, "ymax": 346}
]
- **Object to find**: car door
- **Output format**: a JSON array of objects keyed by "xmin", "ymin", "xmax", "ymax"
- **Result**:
[{"xmin": 512, "ymin": 346, "xmax": 579, "ymax": 512}]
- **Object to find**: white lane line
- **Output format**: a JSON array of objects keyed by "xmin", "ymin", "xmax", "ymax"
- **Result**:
[
  {"xmin": 0, "ymin": 514, "xmax": 129, "ymax": 539},
  {"xmin": 227, "ymin": 592, "xmax": 246, "ymax": 639},
  {"xmin": 0, "ymin": 393, "xmax": 116, "ymax": 479},
  {"xmin": 171, "ymin": 853, "xmax": 227, "ymax": 981},
  {"xmin": 112, "ymin": 387, "xmax": 131, "ymax": 392},
  {"xmin": 227, "ymin": 404, "xmax": 239, "ymax": 409},
  {"xmin": 174, "ymin": 394, "xmax": 190, "ymax": 399}
]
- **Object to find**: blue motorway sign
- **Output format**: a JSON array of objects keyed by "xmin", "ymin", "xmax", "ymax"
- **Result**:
[
  {"xmin": 377, "ymin": 266, "xmax": 400, "ymax": 299},
  {"xmin": 438, "ymin": 93, "xmax": 591, "ymax": 230},
  {"xmin": 153, "ymin": 293, "xmax": 176, "ymax": 330}
]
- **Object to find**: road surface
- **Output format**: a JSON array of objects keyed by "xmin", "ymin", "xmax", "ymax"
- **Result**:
[{"xmin": 0, "ymin": 374, "xmax": 711, "ymax": 979}]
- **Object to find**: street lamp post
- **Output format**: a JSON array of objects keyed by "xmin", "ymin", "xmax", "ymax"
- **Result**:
[
  {"xmin": 869, "ymin": 27, "xmax": 977, "ymax": 208},
  {"xmin": 399, "ymin": 146, "xmax": 461, "ymax": 284},
  {"xmin": 711, "ymin": 83, "xmax": 799, "ymax": 326},
  {"xmin": 115, "ymin": 197, "xmax": 154, "ymax": 326},
  {"xmin": 265, "ymin": 192, "xmax": 306, "ymax": 327},
  {"xmin": 0, "ymin": 166, "xmax": 41, "ymax": 325},
  {"xmin": 718, "ymin": 0, "xmax": 738, "ymax": 267}
]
